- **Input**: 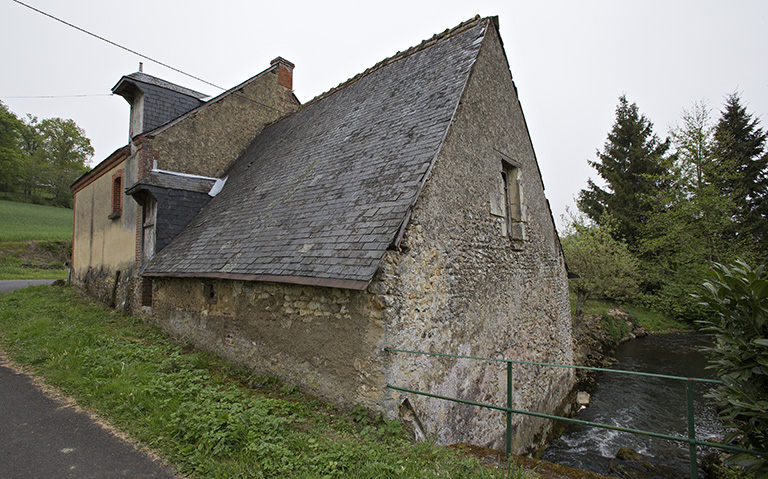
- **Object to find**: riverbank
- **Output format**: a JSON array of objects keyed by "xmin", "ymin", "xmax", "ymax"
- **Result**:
[
  {"xmin": 570, "ymin": 301, "xmax": 693, "ymax": 389},
  {"xmin": 545, "ymin": 301, "xmax": 752, "ymax": 479}
]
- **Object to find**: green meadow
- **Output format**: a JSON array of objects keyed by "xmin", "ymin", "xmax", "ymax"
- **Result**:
[{"xmin": 0, "ymin": 200, "xmax": 71, "ymax": 279}]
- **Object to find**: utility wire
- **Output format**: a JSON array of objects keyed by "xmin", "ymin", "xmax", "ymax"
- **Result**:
[
  {"xmin": 12, "ymin": 0, "xmax": 226, "ymax": 92},
  {"xmin": 3, "ymin": 94, "xmax": 113, "ymax": 99},
  {"xmin": 11, "ymin": 0, "xmax": 287, "ymax": 113}
]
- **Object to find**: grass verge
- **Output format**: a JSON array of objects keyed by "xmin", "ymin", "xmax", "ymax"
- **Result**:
[
  {"xmin": 0, "ymin": 286, "xmax": 522, "ymax": 479},
  {"xmin": 0, "ymin": 241, "xmax": 69, "ymax": 280}
]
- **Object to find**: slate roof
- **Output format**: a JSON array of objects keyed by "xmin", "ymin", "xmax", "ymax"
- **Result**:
[
  {"xmin": 126, "ymin": 171, "xmax": 218, "ymax": 254},
  {"xmin": 112, "ymin": 72, "xmax": 208, "ymax": 134},
  {"xmin": 125, "ymin": 170, "xmax": 218, "ymax": 196},
  {"xmin": 142, "ymin": 16, "xmax": 490, "ymax": 290},
  {"xmin": 113, "ymin": 72, "xmax": 208, "ymax": 101}
]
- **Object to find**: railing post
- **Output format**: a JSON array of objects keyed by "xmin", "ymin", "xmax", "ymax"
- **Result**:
[
  {"xmin": 687, "ymin": 379, "xmax": 699, "ymax": 479},
  {"xmin": 506, "ymin": 360, "xmax": 513, "ymax": 458}
]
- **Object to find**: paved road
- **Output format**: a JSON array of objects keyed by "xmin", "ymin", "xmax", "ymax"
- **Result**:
[
  {"xmin": 0, "ymin": 360, "xmax": 180, "ymax": 478},
  {"xmin": 0, "ymin": 280, "xmax": 57, "ymax": 293},
  {"xmin": 0, "ymin": 281, "xmax": 180, "ymax": 478}
]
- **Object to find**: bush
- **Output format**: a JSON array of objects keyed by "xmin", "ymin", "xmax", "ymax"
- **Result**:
[{"xmin": 696, "ymin": 260, "xmax": 768, "ymax": 477}]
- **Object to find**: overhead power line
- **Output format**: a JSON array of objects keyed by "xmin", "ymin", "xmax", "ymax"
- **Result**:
[
  {"xmin": 3, "ymin": 94, "xmax": 114, "ymax": 99},
  {"xmin": 11, "ymin": 0, "xmax": 287, "ymax": 114},
  {"xmin": 12, "ymin": 0, "xmax": 226, "ymax": 92}
]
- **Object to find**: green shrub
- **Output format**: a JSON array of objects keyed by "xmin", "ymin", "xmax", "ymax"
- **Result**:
[{"xmin": 696, "ymin": 260, "xmax": 768, "ymax": 477}]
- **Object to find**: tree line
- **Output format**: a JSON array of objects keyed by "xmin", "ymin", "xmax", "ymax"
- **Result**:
[
  {"xmin": 564, "ymin": 92, "xmax": 767, "ymax": 323},
  {"xmin": 0, "ymin": 100, "xmax": 93, "ymax": 208},
  {"xmin": 564, "ymin": 93, "xmax": 768, "ymax": 475}
]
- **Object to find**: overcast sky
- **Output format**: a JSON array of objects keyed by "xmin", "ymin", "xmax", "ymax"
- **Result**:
[{"xmin": 2, "ymin": 0, "xmax": 767, "ymax": 230}]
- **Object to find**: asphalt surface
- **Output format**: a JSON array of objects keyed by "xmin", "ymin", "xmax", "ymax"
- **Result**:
[
  {"xmin": 0, "ymin": 281, "xmax": 180, "ymax": 478},
  {"xmin": 0, "ymin": 280, "xmax": 57, "ymax": 293}
]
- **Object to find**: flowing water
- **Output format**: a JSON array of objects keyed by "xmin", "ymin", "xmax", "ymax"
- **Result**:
[{"xmin": 542, "ymin": 333, "xmax": 723, "ymax": 477}]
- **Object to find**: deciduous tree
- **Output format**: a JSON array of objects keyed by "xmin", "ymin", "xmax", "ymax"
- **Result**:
[
  {"xmin": 561, "ymin": 211, "xmax": 639, "ymax": 329},
  {"xmin": 36, "ymin": 117, "xmax": 93, "ymax": 207},
  {"xmin": 0, "ymin": 101, "xmax": 24, "ymax": 191},
  {"xmin": 636, "ymin": 102, "xmax": 744, "ymax": 320}
]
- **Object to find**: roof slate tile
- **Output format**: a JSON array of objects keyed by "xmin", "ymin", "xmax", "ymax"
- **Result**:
[{"xmin": 143, "ymin": 18, "xmax": 488, "ymax": 289}]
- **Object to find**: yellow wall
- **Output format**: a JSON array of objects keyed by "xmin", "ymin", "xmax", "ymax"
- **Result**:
[{"xmin": 72, "ymin": 160, "xmax": 137, "ymax": 277}]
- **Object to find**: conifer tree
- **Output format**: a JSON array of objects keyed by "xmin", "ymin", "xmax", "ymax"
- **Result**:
[
  {"xmin": 712, "ymin": 93, "xmax": 768, "ymax": 255},
  {"xmin": 578, "ymin": 95, "xmax": 669, "ymax": 247}
]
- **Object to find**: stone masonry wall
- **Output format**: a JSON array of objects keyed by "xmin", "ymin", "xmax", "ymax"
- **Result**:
[
  {"xmin": 149, "ymin": 68, "xmax": 299, "ymax": 178},
  {"xmin": 147, "ymin": 27, "xmax": 573, "ymax": 455},
  {"xmin": 151, "ymin": 278, "xmax": 388, "ymax": 410},
  {"xmin": 376, "ymin": 25, "xmax": 574, "ymax": 453}
]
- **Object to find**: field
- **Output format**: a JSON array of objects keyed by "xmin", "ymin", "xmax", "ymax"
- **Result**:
[
  {"xmin": 0, "ymin": 200, "xmax": 73, "ymax": 242},
  {"xmin": 0, "ymin": 200, "xmax": 72, "ymax": 279}
]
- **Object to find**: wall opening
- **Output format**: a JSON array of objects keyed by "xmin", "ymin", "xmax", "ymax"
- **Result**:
[
  {"xmin": 501, "ymin": 161, "xmax": 524, "ymax": 243},
  {"xmin": 204, "ymin": 282, "xmax": 217, "ymax": 304},
  {"xmin": 141, "ymin": 195, "xmax": 157, "ymax": 264},
  {"xmin": 110, "ymin": 270, "xmax": 121, "ymax": 308},
  {"xmin": 141, "ymin": 278, "xmax": 153, "ymax": 307},
  {"xmin": 109, "ymin": 170, "xmax": 124, "ymax": 219}
]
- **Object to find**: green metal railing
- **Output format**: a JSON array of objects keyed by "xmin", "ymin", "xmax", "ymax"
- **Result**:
[{"xmin": 384, "ymin": 347, "xmax": 768, "ymax": 479}]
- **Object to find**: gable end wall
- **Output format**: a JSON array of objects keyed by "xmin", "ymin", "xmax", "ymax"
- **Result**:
[
  {"xmin": 143, "ymin": 23, "xmax": 573, "ymax": 455},
  {"xmin": 148, "ymin": 69, "xmax": 299, "ymax": 178},
  {"xmin": 71, "ymin": 152, "xmax": 142, "ymax": 311},
  {"xmin": 377, "ymin": 25, "xmax": 574, "ymax": 453}
]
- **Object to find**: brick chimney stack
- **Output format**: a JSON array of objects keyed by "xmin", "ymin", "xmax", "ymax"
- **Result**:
[{"xmin": 271, "ymin": 57, "xmax": 295, "ymax": 90}]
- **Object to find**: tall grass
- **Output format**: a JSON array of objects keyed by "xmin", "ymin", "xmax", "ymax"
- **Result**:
[{"xmin": 0, "ymin": 200, "xmax": 73, "ymax": 242}]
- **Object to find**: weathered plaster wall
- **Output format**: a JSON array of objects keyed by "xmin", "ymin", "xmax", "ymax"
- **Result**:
[
  {"xmin": 151, "ymin": 278, "xmax": 388, "ymax": 409},
  {"xmin": 149, "ymin": 68, "xmax": 299, "ymax": 178},
  {"xmin": 376, "ymin": 25, "xmax": 573, "ymax": 453},
  {"xmin": 72, "ymin": 158, "xmax": 139, "ymax": 303}
]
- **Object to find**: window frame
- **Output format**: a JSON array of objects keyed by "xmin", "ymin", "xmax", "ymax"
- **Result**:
[
  {"xmin": 109, "ymin": 169, "xmax": 124, "ymax": 219},
  {"xmin": 501, "ymin": 159, "xmax": 525, "ymax": 244}
]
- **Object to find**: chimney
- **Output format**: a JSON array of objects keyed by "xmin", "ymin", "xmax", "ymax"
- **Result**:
[{"xmin": 271, "ymin": 57, "xmax": 294, "ymax": 90}]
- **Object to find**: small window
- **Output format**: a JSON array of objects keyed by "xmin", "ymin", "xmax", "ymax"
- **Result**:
[
  {"xmin": 204, "ymin": 282, "xmax": 217, "ymax": 304},
  {"xmin": 109, "ymin": 170, "xmax": 124, "ymax": 219},
  {"xmin": 502, "ymin": 162, "xmax": 525, "ymax": 243},
  {"xmin": 141, "ymin": 278, "xmax": 153, "ymax": 307}
]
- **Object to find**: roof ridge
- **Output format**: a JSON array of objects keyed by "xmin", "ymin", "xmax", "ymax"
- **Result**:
[
  {"xmin": 117, "ymin": 72, "xmax": 208, "ymax": 99},
  {"xmin": 299, "ymin": 15, "xmax": 487, "ymax": 111}
]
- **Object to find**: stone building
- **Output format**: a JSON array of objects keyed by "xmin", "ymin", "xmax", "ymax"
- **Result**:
[
  {"xmin": 71, "ymin": 58, "xmax": 299, "ymax": 306},
  {"xmin": 71, "ymin": 16, "xmax": 573, "ymax": 454}
]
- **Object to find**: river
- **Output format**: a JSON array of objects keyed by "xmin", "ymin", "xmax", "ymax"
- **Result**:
[{"xmin": 542, "ymin": 333, "xmax": 723, "ymax": 477}]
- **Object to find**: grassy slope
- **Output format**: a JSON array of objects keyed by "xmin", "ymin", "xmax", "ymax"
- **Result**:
[
  {"xmin": 0, "ymin": 286, "xmax": 530, "ymax": 479},
  {"xmin": 0, "ymin": 200, "xmax": 71, "ymax": 279},
  {"xmin": 578, "ymin": 296, "xmax": 692, "ymax": 333},
  {"xmin": 0, "ymin": 200, "xmax": 73, "ymax": 242}
]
